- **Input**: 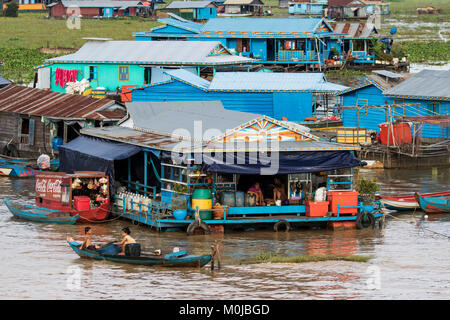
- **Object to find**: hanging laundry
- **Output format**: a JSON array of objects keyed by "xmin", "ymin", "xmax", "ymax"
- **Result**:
[{"xmin": 54, "ymin": 68, "xmax": 78, "ymax": 89}]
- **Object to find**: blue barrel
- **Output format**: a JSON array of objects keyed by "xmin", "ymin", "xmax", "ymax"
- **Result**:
[
  {"xmin": 221, "ymin": 192, "xmax": 236, "ymax": 207},
  {"xmin": 235, "ymin": 191, "xmax": 245, "ymax": 207},
  {"xmin": 52, "ymin": 137, "xmax": 63, "ymax": 151}
]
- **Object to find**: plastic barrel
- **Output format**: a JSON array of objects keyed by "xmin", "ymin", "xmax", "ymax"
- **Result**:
[
  {"xmin": 220, "ymin": 191, "xmax": 236, "ymax": 207},
  {"xmin": 52, "ymin": 137, "xmax": 63, "ymax": 151},
  {"xmin": 192, "ymin": 188, "xmax": 212, "ymax": 220},
  {"xmin": 245, "ymin": 193, "xmax": 256, "ymax": 207},
  {"xmin": 235, "ymin": 191, "xmax": 245, "ymax": 207}
]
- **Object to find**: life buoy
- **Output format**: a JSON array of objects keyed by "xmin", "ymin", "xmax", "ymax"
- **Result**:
[
  {"xmin": 187, "ymin": 220, "xmax": 210, "ymax": 235},
  {"xmin": 2, "ymin": 144, "xmax": 19, "ymax": 158},
  {"xmin": 356, "ymin": 212, "xmax": 376, "ymax": 229},
  {"xmin": 274, "ymin": 220, "xmax": 291, "ymax": 232}
]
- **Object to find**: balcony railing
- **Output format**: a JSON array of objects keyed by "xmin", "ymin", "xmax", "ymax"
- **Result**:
[{"xmin": 276, "ymin": 50, "xmax": 319, "ymax": 62}]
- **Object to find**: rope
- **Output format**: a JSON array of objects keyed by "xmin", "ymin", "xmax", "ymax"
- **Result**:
[
  {"xmin": 381, "ymin": 203, "xmax": 450, "ymax": 239},
  {"xmin": 76, "ymin": 207, "xmax": 126, "ymax": 224}
]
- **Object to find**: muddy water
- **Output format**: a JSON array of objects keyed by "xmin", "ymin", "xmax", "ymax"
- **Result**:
[{"xmin": 0, "ymin": 168, "xmax": 449, "ymax": 300}]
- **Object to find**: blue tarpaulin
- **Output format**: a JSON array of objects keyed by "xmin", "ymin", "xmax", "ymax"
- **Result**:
[
  {"xmin": 59, "ymin": 135, "xmax": 141, "ymax": 183},
  {"xmin": 200, "ymin": 151, "xmax": 364, "ymax": 175}
]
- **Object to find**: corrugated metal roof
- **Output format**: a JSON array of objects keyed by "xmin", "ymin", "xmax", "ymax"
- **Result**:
[
  {"xmin": 126, "ymin": 101, "xmax": 260, "ymax": 141},
  {"xmin": 45, "ymin": 41, "xmax": 253, "ymax": 66},
  {"xmin": 202, "ymin": 17, "xmax": 325, "ymax": 34},
  {"xmin": 332, "ymin": 23, "xmax": 377, "ymax": 38},
  {"xmin": 372, "ymin": 70, "xmax": 403, "ymax": 79},
  {"xmin": 209, "ymin": 72, "xmax": 348, "ymax": 92},
  {"xmin": 166, "ymin": 1, "xmax": 215, "ymax": 9},
  {"xmin": 60, "ymin": 0, "xmax": 143, "ymax": 8},
  {"xmin": 0, "ymin": 84, "xmax": 122, "ymax": 120},
  {"xmin": 157, "ymin": 18, "xmax": 203, "ymax": 33},
  {"xmin": 223, "ymin": 0, "xmax": 263, "ymax": 5},
  {"xmin": 163, "ymin": 69, "xmax": 211, "ymax": 90},
  {"xmin": 384, "ymin": 70, "xmax": 450, "ymax": 100}
]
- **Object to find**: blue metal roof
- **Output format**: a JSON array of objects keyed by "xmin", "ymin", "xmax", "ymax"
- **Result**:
[
  {"xmin": 202, "ymin": 17, "xmax": 328, "ymax": 34},
  {"xmin": 209, "ymin": 72, "xmax": 348, "ymax": 92},
  {"xmin": 163, "ymin": 69, "xmax": 210, "ymax": 90},
  {"xmin": 157, "ymin": 18, "xmax": 203, "ymax": 33}
]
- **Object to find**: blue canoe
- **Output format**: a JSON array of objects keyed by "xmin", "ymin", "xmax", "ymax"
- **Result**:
[
  {"xmin": 0, "ymin": 158, "xmax": 59, "ymax": 177},
  {"xmin": 415, "ymin": 192, "xmax": 450, "ymax": 213},
  {"xmin": 67, "ymin": 240, "xmax": 212, "ymax": 268},
  {"xmin": 4, "ymin": 197, "xmax": 79, "ymax": 224}
]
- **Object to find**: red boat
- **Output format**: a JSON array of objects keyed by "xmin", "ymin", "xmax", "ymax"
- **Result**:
[
  {"xmin": 377, "ymin": 191, "xmax": 450, "ymax": 211},
  {"xmin": 35, "ymin": 171, "xmax": 110, "ymax": 223}
]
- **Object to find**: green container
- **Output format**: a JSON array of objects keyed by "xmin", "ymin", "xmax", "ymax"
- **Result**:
[{"xmin": 192, "ymin": 188, "xmax": 212, "ymax": 220}]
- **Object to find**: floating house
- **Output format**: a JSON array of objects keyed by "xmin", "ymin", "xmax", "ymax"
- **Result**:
[
  {"xmin": 163, "ymin": 1, "xmax": 217, "ymax": 20},
  {"xmin": 288, "ymin": 0, "xmax": 327, "ymax": 16},
  {"xmin": 221, "ymin": 0, "xmax": 265, "ymax": 16},
  {"xmin": 326, "ymin": 0, "xmax": 369, "ymax": 19},
  {"xmin": 35, "ymin": 40, "xmax": 252, "ymax": 93},
  {"xmin": 338, "ymin": 70, "xmax": 449, "ymax": 139},
  {"xmin": 135, "ymin": 17, "xmax": 342, "ymax": 67},
  {"xmin": 47, "ymin": 0, "xmax": 149, "ymax": 18},
  {"xmin": 130, "ymin": 69, "xmax": 347, "ymax": 121},
  {"xmin": 59, "ymin": 100, "xmax": 380, "ymax": 233},
  {"xmin": 0, "ymin": 84, "xmax": 124, "ymax": 158},
  {"xmin": 329, "ymin": 22, "xmax": 379, "ymax": 64}
]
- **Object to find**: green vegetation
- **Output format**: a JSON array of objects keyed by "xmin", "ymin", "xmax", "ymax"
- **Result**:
[
  {"xmin": 3, "ymin": 1, "xmax": 19, "ymax": 17},
  {"xmin": 249, "ymin": 252, "xmax": 371, "ymax": 264},
  {"xmin": 393, "ymin": 41, "xmax": 450, "ymax": 63},
  {"xmin": 389, "ymin": 0, "xmax": 450, "ymax": 14}
]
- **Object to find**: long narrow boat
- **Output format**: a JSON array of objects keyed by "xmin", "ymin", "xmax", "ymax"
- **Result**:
[
  {"xmin": 0, "ymin": 158, "xmax": 59, "ymax": 178},
  {"xmin": 377, "ymin": 191, "xmax": 450, "ymax": 211},
  {"xmin": 4, "ymin": 197, "xmax": 79, "ymax": 224},
  {"xmin": 415, "ymin": 193, "xmax": 450, "ymax": 213},
  {"xmin": 67, "ymin": 239, "xmax": 212, "ymax": 268}
]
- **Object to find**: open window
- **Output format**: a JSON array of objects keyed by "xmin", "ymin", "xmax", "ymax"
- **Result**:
[{"xmin": 18, "ymin": 117, "xmax": 35, "ymax": 145}]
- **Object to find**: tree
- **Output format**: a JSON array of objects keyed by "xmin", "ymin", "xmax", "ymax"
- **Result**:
[{"xmin": 4, "ymin": 1, "xmax": 19, "ymax": 17}]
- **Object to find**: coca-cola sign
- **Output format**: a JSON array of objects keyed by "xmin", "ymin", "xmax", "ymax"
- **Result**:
[{"xmin": 36, "ymin": 177, "xmax": 63, "ymax": 201}]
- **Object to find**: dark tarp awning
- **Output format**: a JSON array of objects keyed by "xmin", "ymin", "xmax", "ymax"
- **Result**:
[
  {"xmin": 197, "ymin": 151, "xmax": 364, "ymax": 175},
  {"xmin": 59, "ymin": 135, "xmax": 141, "ymax": 184}
]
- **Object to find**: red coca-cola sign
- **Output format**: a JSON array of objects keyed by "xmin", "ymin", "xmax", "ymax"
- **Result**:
[{"xmin": 36, "ymin": 177, "xmax": 63, "ymax": 201}]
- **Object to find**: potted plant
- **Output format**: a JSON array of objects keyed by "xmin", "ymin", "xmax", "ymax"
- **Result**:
[
  {"xmin": 356, "ymin": 177, "xmax": 380, "ymax": 205},
  {"xmin": 172, "ymin": 183, "xmax": 188, "ymax": 220}
]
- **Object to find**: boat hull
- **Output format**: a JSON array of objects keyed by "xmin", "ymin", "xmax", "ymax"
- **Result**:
[
  {"xmin": 378, "ymin": 191, "xmax": 450, "ymax": 211},
  {"xmin": 67, "ymin": 241, "xmax": 212, "ymax": 268},
  {"xmin": 4, "ymin": 197, "xmax": 79, "ymax": 224},
  {"xmin": 415, "ymin": 193, "xmax": 450, "ymax": 213},
  {"xmin": 69, "ymin": 203, "xmax": 110, "ymax": 223}
]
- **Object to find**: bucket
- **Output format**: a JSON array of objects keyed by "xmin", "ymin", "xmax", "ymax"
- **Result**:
[
  {"xmin": 220, "ymin": 192, "xmax": 236, "ymax": 207},
  {"xmin": 245, "ymin": 193, "xmax": 256, "ymax": 207},
  {"xmin": 192, "ymin": 188, "xmax": 212, "ymax": 220},
  {"xmin": 235, "ymin": 191, "xmax": 245, "ymax": 207}
]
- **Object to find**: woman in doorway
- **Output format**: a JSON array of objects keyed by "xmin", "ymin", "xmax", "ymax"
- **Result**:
[{"xmin": 248, "ymin": 182, "xmax": 265, "ymax": 206}]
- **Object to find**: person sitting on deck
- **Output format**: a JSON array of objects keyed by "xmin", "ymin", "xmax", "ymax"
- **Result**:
[
  {"xmin": 272, "ymin": 178, "xmax": 287, "ymax": 206},
  {"xmin": 248, "ymin": 182, "xmax": 265, "ymax": 206},
  {"xmin": 79, "ymin": 226, "xmax": 99, "ymax": 251},
  {"xmin": 114, "ymin": 227, "xmax": 136, "ymax": 255}
]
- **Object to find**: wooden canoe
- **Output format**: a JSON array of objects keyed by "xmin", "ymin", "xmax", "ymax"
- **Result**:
[
  {"xmin": 67, "ymin": 240, "xmax": 212, "ymax": 268},
  {"xmin": 415, "ymin": 193, "xmax": 450, "ymax": 213},
  {"xmin": 378, "ymin": 191, "xmax": 450, "ymax": 211},
  {"xmin": 4, "ymin": 197, "xmax": 79, "ymax": 224}
]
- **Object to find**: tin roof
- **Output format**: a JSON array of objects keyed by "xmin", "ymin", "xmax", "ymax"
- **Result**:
[
  {"xmin": 156, "ymin": 18, "xmax": 203, "ymax": 33},
  {"xmin": 0, "ymin": 75, "xmax": 11, "ymax": 87},
  {"xmin": 202, "ymin": 17, "xmax": 328, "ymax": 35},
  {"xmin": 332, "ymin": 23, "xmax": 378, "ymax": 38},
  {"xmin": 0, "ymin": 84, "xmax": 123, "ymax": 120},
  {"xmin": 384, "ymin": 70, "xmax": 450, "ymax": 100},
  {"xmin": 166, "ymin": 1, "xmax": 216, "ymax": 9},
  {"xmin": 58, "ymin": 0, "xmax": 143, "ymax": 8},
  {"xmin": 163, "ymin": 69, "xmax": 210, "ymax": 90},
  {"xmin": 209, "ymin": 72, "xmax": 348, "ymax": 92},
  {"xmin": 223, "ymin": 0, "xmax": 263, "ymax": 5},
  {"xmin": 44, "ymin": 41, "xmax": 253, "ymax": 66}
]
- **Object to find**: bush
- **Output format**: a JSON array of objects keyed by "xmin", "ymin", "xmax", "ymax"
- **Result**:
[{"xmin": 4, "ymin": 1, "xmax": 19, "ymax": 17}]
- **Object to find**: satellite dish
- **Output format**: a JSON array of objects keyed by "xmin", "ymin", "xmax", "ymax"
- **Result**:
[{"xmin": 390, "ymin": 28, "xmax": 397, "ymax": 35}]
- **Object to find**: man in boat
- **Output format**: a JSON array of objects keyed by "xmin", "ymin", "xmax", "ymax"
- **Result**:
[{"xmin": 114, "ymin": 227, "xmax": 136, "ymax": 255}]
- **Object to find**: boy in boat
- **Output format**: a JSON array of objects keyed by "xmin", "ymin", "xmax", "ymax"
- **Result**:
[
  {"xmin": 114, "ymin": 227, "xmax": 136, "ymax": 255},
  {"xmin": 79, "ymin": 226, "xmax": 99, "ymax": 250}
]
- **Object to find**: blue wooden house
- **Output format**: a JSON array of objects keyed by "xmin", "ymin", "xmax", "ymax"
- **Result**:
[
  {"xmin": 338, "ymin": 70, "xmax": 450, "ymax": 139},
  {"xmin": 130, "ymin": 68, "xmax": 347, "ymax": 122},
  {"xmin": 289, "ymin": 0, "xmax": 327, "ymax": 16},
  {"xmin": 163, "ymin": 1, "xmax": 218, "ymax": 20},
  {"xmin": 134, "ymin": 17, "xmax": 341, "ymax": 67}
]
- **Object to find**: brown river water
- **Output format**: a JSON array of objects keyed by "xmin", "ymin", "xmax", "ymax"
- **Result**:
[{"xmin": 0, "ymin": 168, "xmax": 449, "ymax": 300}]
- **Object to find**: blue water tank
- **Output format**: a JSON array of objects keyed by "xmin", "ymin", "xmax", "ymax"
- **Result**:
[{"xmin": 52, "ymin": 137, "xmax": 63, "ymax": 151}]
